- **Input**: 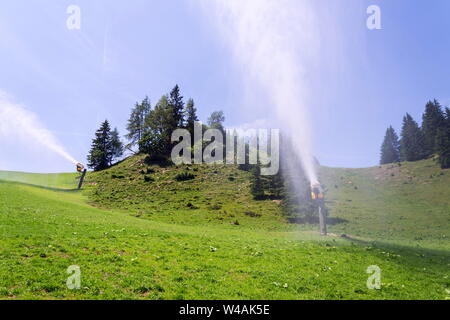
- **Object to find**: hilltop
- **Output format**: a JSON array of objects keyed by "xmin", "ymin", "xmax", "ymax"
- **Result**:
[{"xmin": 83, "ymin": 155, "xmax": 288, "ymax": 231}]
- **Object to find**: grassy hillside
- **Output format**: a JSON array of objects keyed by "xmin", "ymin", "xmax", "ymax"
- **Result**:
[
  {"xmin": 83, "ymin": 155, "xmax": 288, "ymax": 231},
  {"xmin": 320, "ymin": 158, "xmax": 450, "ymax": 247},
  {"xmin": 0, "ymin": 157, "xmax": 448, "ymax": 299}
]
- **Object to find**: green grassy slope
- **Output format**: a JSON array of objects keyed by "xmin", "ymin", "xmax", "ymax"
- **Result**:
[
  {"xmin": 320, "ymin": 158, "xmax": 450, "ymax": 247},
  {"xmin": 0, "ymin": 157, "xmax": 448, "ymax": 299}
]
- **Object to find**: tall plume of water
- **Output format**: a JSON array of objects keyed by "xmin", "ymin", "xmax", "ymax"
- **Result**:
[
  {"xmin": 0, "ymin": 91, "xmax": 79, "ymax": 166},
  {"xmin": 198, "ymin": 0, "xmax": 320, "ymax": 185}
]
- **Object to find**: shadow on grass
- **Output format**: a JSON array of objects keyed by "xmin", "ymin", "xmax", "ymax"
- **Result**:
[
  {"xmin": 288, "ymin": 216, "xmax": 349, "ymax": 225},
  {"xmin": 340, "ymin": 234, "xmax": 450, "ymax": 268},
  {"xmin": 0, "ymin": 179, "xmax": 80, "ymax": 192}
]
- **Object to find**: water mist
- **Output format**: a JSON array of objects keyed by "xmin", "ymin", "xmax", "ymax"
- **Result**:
[
  {"xmin": 199, "ymin": 0, "xmax": 320, "ymax": 185},
  {"xmin": 0, "ymin": 90, "xmax": 79, "ymax": 167}
]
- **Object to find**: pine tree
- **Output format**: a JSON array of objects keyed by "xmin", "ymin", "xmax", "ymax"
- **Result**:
[
  {"xmin": 140, "ymin": 95, "xmax": 172, "ymax": 156},
  {"xmin": 435, "ymin": 107, "xmax": 450, "ymax": 169},
  {"xmin": 400, "ymin": 113, "xmax": 426, "ymax": 162},
  {"xmin": 207, "ymin": 111, "xmax": 225, "ymax": 134},
  {"xmin": 422, "ymin": 99, "xmax": 445, "ymax": 157},
  {"xmin": 380, "ymin": 126, "xmax": 400, "ymax": 164},
  {"xmin": 168, "ymin": 85, "xmax": 185, "ymax": 129},
  {"xmin": 278, "ymin": 140, "xmax": 315, "ymax": 222},
  {"xmin": 250, "ymin": 163, "xmax": 265, "ymax": 200},
  {"xmin": 138, "ymin": 130, "xmax": 167, "ymax": 158},
  {"xmin": 206, "ymin": 110, "xmax": 226, "ymax": 156},
  {"xmin": 267, "ymin": 166, "xmax": 284, "ymax": 199},
  {"xmin": 126, "ymin": 96, "xmax": 151, "ymax": 150},
  {"xmin": 87, "ymin": 120, "xmax": 113, "ymax": 171},
  {"xmin": 110, "ymin": 128, "xmax": 124, "ymax": 165},
  {"xmin": 185, "ymin": 98, "xmax": 198, "ymax": 135}
]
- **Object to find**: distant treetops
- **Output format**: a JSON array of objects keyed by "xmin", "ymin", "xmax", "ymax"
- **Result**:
[
  {"xmin": 380, "ymin": 99, "xmax": 450, "ymax": 169},
  {"xmin": 87, "ymin": 85, "xmax": 225, "ymax": 171}
]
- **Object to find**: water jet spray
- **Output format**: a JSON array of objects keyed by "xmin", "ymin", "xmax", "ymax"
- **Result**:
[
  {"xmin": 0, "ymin": 91, "xmax": 80, "ymax": 172},
  {"xmin": 200, "ymin": 0, "xmax": 321, "ymax": 215}
]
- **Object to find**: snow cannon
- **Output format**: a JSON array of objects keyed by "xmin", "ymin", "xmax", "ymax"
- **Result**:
[
  {"xmin": 76, "ymin": 163, "xmax": 87, "ymax": 189},
  {"xmin": 311, "ymin": 183, "xmax": 324, "ymax": 202},
  {"xmin": 76, "ymin": 163, "xmax": 85, "ymax": 173},
  {"xmin": 311, "ymin": 183, "xmax": 327, "ymax": 236}
]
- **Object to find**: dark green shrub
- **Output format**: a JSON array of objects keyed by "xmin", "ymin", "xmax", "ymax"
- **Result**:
[
  {"xmin": 175, "ymin": 172, "xmax": 195, "ymax": 182},
  {"xmin": 144, "ymin": 176, "xmax": 154, "ymax": 183},
  {"xmin": 144, "ymin": 154, "xmax": 172, "ymax": 167}
]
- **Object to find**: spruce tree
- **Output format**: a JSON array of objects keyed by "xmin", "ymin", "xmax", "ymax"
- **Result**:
[
  {"xmin": 435, "ymin": 107, "xmax": 450, "ymax": 169},
  {"xmin": 185, "ymin": 98, "xmax": 199, "ymax": 136},
  {"xmin": 422, "ymin": 99, "xmax": 445, "ymax": 156},
  {"xmin": 110, "ymin": 128, "xmax": 124, "ymax": 165},
  {"xmin": 278, "ymin": 139, "xmax": 315, "ymax": 222},
  {"xmin": 250, "ymin": 163, "xmax": 265, "ymax": 200},
  {"xmin": 380, "ymin": 126, "xmax": 400, "ymax": 164},
  {"xmin": 400, "ymin": 113, "xmax": 426, "ymax": 162},
  {"xmin": 267, "ymin": 166, "xmax": 284, "ymax": 199},
  {"xmin": 126, "ymin": 97, "xmax": 151, "ymax": 150},
  {"xmin": 87, "ymin": 120, "xmax": 113, "ymax": 171},
  {"xmin": 168, "ymin": 85, "xmax": 185, "ymax": 129}
]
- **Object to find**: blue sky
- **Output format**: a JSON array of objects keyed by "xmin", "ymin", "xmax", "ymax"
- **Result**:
[{"xmin": 0, "ymin": 0, "xmax": 449, "ymax": 173}]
